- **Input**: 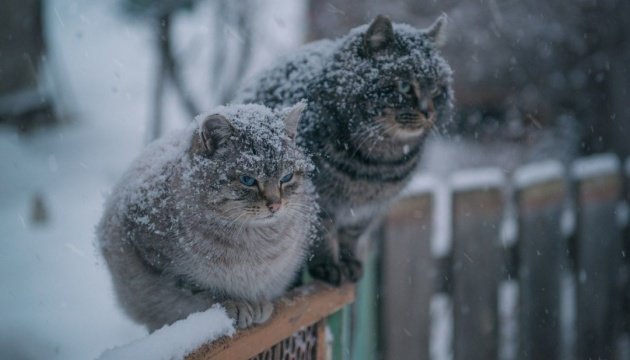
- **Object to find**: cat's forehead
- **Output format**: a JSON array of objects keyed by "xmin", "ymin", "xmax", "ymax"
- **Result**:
[
  {"xmin": 339, "ymin": 25, "xmax": 449, "ymax": 84},
  {"xmin": 230, "ymin": 126, "xmax": 307, "ymax": 175},
  {"xmin": 232, "ymin": 141, "xmax": 304, "ymax": 177},
  {"xmin": 385, "ymin": 31, "xmax": 445, "ymax": 79},
  {"xmin": 218, "ymin": 107, "xmax": 287, "ymax": 151}
]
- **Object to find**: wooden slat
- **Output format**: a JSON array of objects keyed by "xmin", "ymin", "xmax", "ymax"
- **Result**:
[
  {"xmin": 186, "ymin": 282, "xmax": 355, "ymax": 360},
  {"xmin": 328, "ymin": 301, "xmax": 352, "ymax": 360},
  {"xmin": 517, "ymin": 178, "xmax": 567, "ymax": 360},
  {"xmin": 381, "ymin": 194, "xmax": 434, "ymax": 360},
  {"xmin": 452, "ymin": 186, "xmax": 504, "ymax": 360},
  {"xmin": 574, "ymin": 167, "xmax": 623, "ymax": 359},
  {"xmin": 623, "ymin": 158, "xmax": 630, "ymax": 336},
  {"xmin": 316, "ymin": 318, "xmax": 326, "ymax": 360},
  {"xmin": 351, "ymin": 231, "xmax": 380, "ymax": 360}
]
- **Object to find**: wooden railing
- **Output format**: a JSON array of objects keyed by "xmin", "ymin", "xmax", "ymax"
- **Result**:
[{"xmin": 186, "ymin": 282, "xmax": 355, "ymax": 360}]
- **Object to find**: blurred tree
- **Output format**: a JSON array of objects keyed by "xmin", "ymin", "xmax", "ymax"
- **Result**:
[
  {"xmin": 0, "ymin": 0, "xmax": 59, "ymax": 132},
  {"xmin": 120, "ymin": 0, "xmax": 255, "ymax": 142},
  {"xmin": 308, "ymin": 0, "xmax": 630, "ymax": 158}
]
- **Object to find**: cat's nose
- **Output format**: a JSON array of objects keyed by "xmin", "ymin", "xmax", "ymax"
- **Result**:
[
  {"xmin": 267, "ymin": 202, "xmax": 281, "ymax": 213},
  {"xmin": 419, "ymin": 98, "xmax": 434, "ymax": 119}
]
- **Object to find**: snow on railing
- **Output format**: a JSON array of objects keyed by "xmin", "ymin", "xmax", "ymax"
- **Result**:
[
  {"xmin": 188, "ymin": 282, "xmax": 354, "ymax": 360},
  {"xmin": 402, "ymin": 174, "xmax": 452, "ymax": 258},
  {"xmin": 571, "ymin": 153, "xmax": 620, "ymax": 180},
  {"xmin": 449, "ymin": 166, "xmax": 506, "ymax": 192},
  {"xmin": 101, "ymin": 282, "xmax": 355, "ymax": 360},
  {"xmin": 513, "ymin": 159, "xmax": 564, "ymax": 189},
  {"xmin": 98, "ymin": 306, "xmax": 235, "ymax": 360}
]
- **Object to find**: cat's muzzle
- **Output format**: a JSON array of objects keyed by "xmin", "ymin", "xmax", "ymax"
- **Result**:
[{"xmin": 395, "ymin": 111, "xmax": 432, "ymax": 129}]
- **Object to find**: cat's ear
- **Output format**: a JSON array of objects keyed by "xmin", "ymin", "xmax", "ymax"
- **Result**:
[
  {"xmin": 425, "ymin": 14, "xmax": 448, "ymax": 47},
  {"xmin": 364, "ymin": 15, "xmax": 394, "ymax": 56},
  {"xmin": 283, "ymin": 102, "xmax": 306, "ymax": 140},
  {"xmin": 199, "ymin": 114, "xmax": 233, "ymax": 156}
]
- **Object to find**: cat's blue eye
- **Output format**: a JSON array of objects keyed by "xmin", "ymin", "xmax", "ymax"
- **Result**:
[
  {"xmin": 239, "ymin": 175, "xmax": 257, "ymax": 186},
  {"xmin": 397, "ymin": 80, "xmax": 412, "ymax": 94},
  {"xmin": 280, "ymin": 172, "xmax": 294, "ymax": 184}
]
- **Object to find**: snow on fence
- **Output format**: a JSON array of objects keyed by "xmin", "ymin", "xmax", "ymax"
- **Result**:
[
  {"xmin": 103, "ymin": 154, "xmax": 629, "ymax": 360},
  {"xmin": 186, "ymin": 282, "xmax": 354, "ymax": 360},
  {"xmin": 381, "ymin": 153, "xmax": 630, "ymax": 360},
  {"xmin": 102, "ymin": 282, "xmax": 355, "ymax": 360}
]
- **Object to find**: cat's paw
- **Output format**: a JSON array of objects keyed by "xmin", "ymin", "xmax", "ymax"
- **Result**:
[
  {"xmin": 309, "ymin": 261, "xmax": 344, "ymax": 286},
  {"xmin": 222, "ymin": 299, "xmax": 274, "ymax": 329},
  {"xmin": 340, "ymin": 256, "xmax": 363, "ymax": 283},
  {"xmin": 254, "ymin": 300, "xmax": 274, "ymax": 325},
  {"xmin": 308, "ymin": 258, "xmax": 363, "ymax": 285}
]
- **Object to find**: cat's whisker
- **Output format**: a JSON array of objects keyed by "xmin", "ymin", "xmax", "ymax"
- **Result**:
[
  {"xmin": 221, "ymin": 213, "xmax": 247, "ymax": 232},
  {"xmin": 430, "ymin": 121, "xmax": 450, "ymax": 139},
  {"xmin": 285, "ymin": 205, "xmax": 315, "ymax": 218},
  {"xmin": 351, "ymin": 123, "xmax": 387, "ymax": 157},
  {"xmin": 364, "ymin": 123, "xmax": 398, "ymax": 158}
]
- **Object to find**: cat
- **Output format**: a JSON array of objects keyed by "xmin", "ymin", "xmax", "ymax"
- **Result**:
[
  {"xmin": 97, "ymin": 103, "xmax": 317, "ymax": 331},
  {"xmin": 235, "ymin": 15, "xmax": 454, "ymax": 285}
]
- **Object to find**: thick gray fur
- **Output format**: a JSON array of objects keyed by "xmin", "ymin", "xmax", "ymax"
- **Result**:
[
  {"xmin": 235, "ymin": 15, "xmax": 453, "ymax": 284},
  {"xmin": 97, "ymin": 103, "xmax": 317, "ymax": 331}
]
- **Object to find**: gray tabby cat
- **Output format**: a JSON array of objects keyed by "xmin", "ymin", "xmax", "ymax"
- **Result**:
[
  {"xmin": 97, "ymin": 103, "xmax": 317, "ymax": 331},
  {"xmin": 235, "ymin": 15, "xmax": 453, "ymax": 284}
]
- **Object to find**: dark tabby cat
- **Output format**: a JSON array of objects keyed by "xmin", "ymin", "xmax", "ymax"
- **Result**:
[
  {"xmin": 235, "ymin": 15, "xmax": 454, "ymax": 284},
  {"xmin": 97, "ymin": 103, "xmax": 317, "ymax": 330}
]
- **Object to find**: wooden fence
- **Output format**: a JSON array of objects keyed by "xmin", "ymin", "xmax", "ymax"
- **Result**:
[
  {"xmin": 381, "ymin": 154, "xmax": 630, "ymax": 360},
  {"xmin": 105, "ymin": 154, "xmax": 630, "ymax": 360}
]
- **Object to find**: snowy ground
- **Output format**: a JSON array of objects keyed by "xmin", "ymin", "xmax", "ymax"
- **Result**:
[{"xmin": 0, "ymin": 1, "xmax": 305, "ymax": 359}]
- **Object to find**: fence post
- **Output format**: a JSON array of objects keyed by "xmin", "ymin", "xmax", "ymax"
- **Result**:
[
  {"xmin": 572, "ymin": 154, "xmax": 623, "ymax": 359},
  {"xmin": 451, "ymin": 169, "xmax": 505, "ymax": 360},
  {"xmin": 621, "ymin": 157, "xmax": 630, "ymax": 355},
  {"xmin": 381, "ymin": 176, "xmax": 436, "ymax": 359},
  {"xmin": 514, "ymin": 161, "xmax": 566, "ymax": 360},
  {"xmin": 351, "ymin": 226, "xmax": 380, "ymax": 360}
]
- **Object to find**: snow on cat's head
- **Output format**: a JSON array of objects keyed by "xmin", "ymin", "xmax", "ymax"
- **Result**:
[
  {"xmin": 318, "ymin": 15, "xmax": 454, "ymax": 143},
  {"xmin": 186, "ymin": 103, "xmax": 315, "ymax": 225}
]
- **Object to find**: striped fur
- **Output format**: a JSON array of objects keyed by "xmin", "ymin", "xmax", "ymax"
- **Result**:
[{"xmin": 236, "ymin": 16, "xmax": 453, "ymax": 284}]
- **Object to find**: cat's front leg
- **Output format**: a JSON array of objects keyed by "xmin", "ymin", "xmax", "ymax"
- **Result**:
[
  {"xmin": 222, "ymin": 299, "xmax": 274, "ymax": 329},
  {"xmin": 308, "ymin": 219, "xmax": 365, "ymax": 285},
  {"xmin": 308, "ymin": 242, "xmax": 343, "ymax": 285},
  {"xmin": 336, "ymin": 224, "xmax": 365, "ymax": 282},
  {"xmin": 308, "ymin": 216, "xmax": 345, "ymax": 285}
]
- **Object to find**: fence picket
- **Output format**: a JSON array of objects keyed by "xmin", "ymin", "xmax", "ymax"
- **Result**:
[
  {"xmin": 572, "ymin": 155, "xmax": 623, "ymax": 359},
  {"xmin": 514, "ymin": 161, "xmax": 566, "ymax": 360},
  {"xmin": 451, "ymin": 170, "xmax": 505, "ymax": 360},
  {"xmin": 381, "ymin": 192, "xmax": 434, "ymax": 359},
  {"xmin": 621, "ymin": 157, "xmax": 630, "ymax": 353}
]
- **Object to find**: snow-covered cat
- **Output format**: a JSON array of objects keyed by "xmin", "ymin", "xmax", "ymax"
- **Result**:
[
  {"xmin": 236, "ymin": 15, "xmax": 453, "ymax": 284},
  {"xmin": 97, "ymin": 103, "xmax": 317, "ymax": 330}
]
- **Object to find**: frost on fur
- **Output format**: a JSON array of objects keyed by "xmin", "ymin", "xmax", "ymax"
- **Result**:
[
  {"xmin": 235, "ymin": 15, "xmax": 454, "ymax": 285},
  {"xmin": 97, "ymin": 103, "xmax": 318, "ymax": 331}
]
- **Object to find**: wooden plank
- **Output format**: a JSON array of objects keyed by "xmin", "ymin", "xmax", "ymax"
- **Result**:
[
  {"xmin": 186, "ymin": 282, "xmax": 355, "ymax": 360},
  {"xmin": 621, "ymin": 158, "xmax": 630, "ymax": 341},
  {"xmin": 316, "ymin": 319, "xmax": 327, "ymax": 360},
  {"xmin": 351, "ymin": 232, "xmax": 380, "ymax": 360},
  {"xmin": 516, "ymin": 178, "xmax": 567, "ymax": 360},
  {"xmin": 451, "ymin": 183, "xmax": 504, "ymax": 360},
  {"xmin": 328, "ymin": 302, "xmax": 352, "ymax": 360},
  {"xmin": 381, "ymin": 193, "xmax": 434, "ymax": 360},
  {"xmin": 573, "ymin": 156, "xmax": 623, "ymax": 360}
]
